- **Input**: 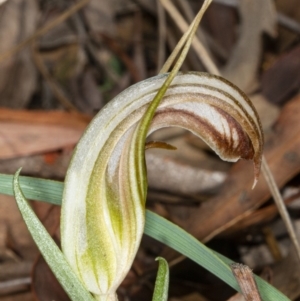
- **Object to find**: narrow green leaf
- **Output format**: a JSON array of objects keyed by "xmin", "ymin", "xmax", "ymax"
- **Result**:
[
  {"xmin": 145, "ymin": 211, "xmax": 290, "ymax": 301},
  {"xmin": 0, "ymin": 174, "xmax": 62, "ymax": 205},
  {"xmin": 0, "ymin": 173, "xmax": 290, "ymax": 301},
  {"xmin": 152, "ymin": 257, "xmax": 169, "ymax": 301},
  {"xmin": 12, "ymin": 170, "xmax": 95, "ymax": 301}
]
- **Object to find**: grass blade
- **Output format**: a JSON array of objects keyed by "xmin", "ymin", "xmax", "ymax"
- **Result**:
[
  {"xmin": 0, "ymin": 174, "xmax": 62, "ymax": 205},
  {"xmin": 12, "ymin": 170, "xmax": 95, "ymax": 301},
  {"xmin": 145, "ymin": 211, "xmax": 290, "ymax": 301},
  {"xmin": 0, "ymin": 173, "xmax": 290, "ymax": 301}
]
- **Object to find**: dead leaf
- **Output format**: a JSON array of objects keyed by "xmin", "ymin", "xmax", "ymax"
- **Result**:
[
  {"xmin": 0, "ymin": 109, "xmax": 90, "ymax": 160},
  {"xmin": 32, "ymin": 240, "xmax": 70, "ymax": 301},
  {"xmin": 146, "ymin": 151, "xmax": 226, "ymax": 194},
  {"xmin": 147, "ymin": 128, "xmax": 229, "ymax": 194},
  {"xmin": 221, "ymin": 188, "xmax": 300, "ymax": 236},
  {"xmin": 0, "ymin": 151, "xmax": 72, "ymax": 180},
  {"xmin": 32, "ymin": 245, "xmax": 70, "ymax": 301},
  {"xmin": 0, "ymin": 261, "xmax": 32, "ymax": 281},
  {"xmin": 31, "ymin": 205, "xmax": 69, "ymax": 301},
  {"xmin": 0, "ymin": 195, "xmax": 36, "ymax": 260},
  {"xmin": 202, "ymin": 1, "xmax": 237, "ymax": 58},
  {"xmin": 0, "ymin": 291, "xmax": 32, "ymax": 301},
  {"xmin": 262, "ymin": 46, "xmax": 300, "ymax": 105},
  {"xmin": 0, "ymin": 0, "xmax": 38, "ymax": 108},
  {"xmin": 222, "ymin": 0, "xmax": 277, "ymax": 93}
]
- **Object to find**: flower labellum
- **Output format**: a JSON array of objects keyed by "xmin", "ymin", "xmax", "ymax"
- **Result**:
[{"xmin": 61, "ymin": 72, "xmax": 263, "ymax": 300}]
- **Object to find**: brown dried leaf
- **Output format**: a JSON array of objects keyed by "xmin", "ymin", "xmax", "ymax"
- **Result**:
[
  {"xmin": 0, "ymin": 152, "xmax": 71, "ymax": 179},
  {"xmin": 262, "ymin": 46, "xmax": 300, "ymax": 105},
  {"xmin": 32, "ymin": 253, "xmax": 70, "ymax": 301},
  {"xmin": 0, "ymin": 109, "xmax": 90, "ymax": 159},
  {"xmin": 0, "ymin": 0, "xmax": 38, "ymax": 108},
  {"xmin": 146, "ymin": 151, "xmax": 226, "ymax": 194},
  {"xmin": 0, "ymin": 195, "xmax": 36, "ymax": 260},
  {"xmin": 31, "ymin": 206, "xmax": 69, "ymax": 301},
  {"xmin": 202, "ymin": 1, "xmax": 237, "ymax": 58},
  {"xmin": 222, "ymin": 0, "xmax": 277, "ymax": 93},
  {"xmin": 0, "ymin": 292, "xmax": 32, "ymax": 301}
]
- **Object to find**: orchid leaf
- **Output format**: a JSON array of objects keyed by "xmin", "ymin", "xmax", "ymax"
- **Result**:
[
  {"xmin": 0, "ymin": 174, "xmax": 290, "ymax": 301},
  {"xmin": 12, "ymin": 170, "xmax": 95, "ymax": 301},
  {"xmin": 152, "ymin": 257, "xmax": 169, "ymax": 301}
]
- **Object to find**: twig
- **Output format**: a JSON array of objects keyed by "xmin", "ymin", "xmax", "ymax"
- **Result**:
[
  {"xmin": 230, "ymin": 263, "xmax": 262, "ymax": 301},
  {"xmin": 159, "ymin": 0, "xmax": 219, "ymax": 75},
  {"xmin": 0, "ymin": 277, "xmax": 31, "ymax": 295},
  {"xmin": 0, "ymin": 277, "xmax": 31, "ymax": 290},
  {"xmin": 156, "ymin": 0, "xmax": 167, "ymax": 73},
  {"xmin": 262, "ymin": 157, "xmax": 300, "ymax": 262},
  {"xmin": 0, "ymin": 0, "xmax": 89, "ymax": 64},
  {"xmin": 277, "ymin": 13, "xmax": 300, "ymax": 34},
  {"xmin": 163, "ymin": 0, "xmax": 213, "ymax": 81},
  {"xmin": 133, "ymin": 10, "xmax": 147, "ymax": 80},
  {"xmin": 222, "ymin": 190, "xmax": 300, "ymax": 235},
  {"xmin": 175, "ymin": 0, "xmax": 209, "ymax": 53},
  {"xmin": 176, "ymin": 0, "xmax": 228, "ymax": 62}
]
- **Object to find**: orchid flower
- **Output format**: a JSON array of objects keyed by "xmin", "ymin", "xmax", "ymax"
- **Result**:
[
  {"xmin": 12, "ymin": 1, "xmax": 264, "ymax": 300},
  {"xmin": 60, "ymin": 71, "xmax": 263, "ymax": 301}
]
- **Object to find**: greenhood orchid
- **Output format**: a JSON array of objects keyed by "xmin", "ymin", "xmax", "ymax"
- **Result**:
[
  {"xmin": 60, "ymin": 71, "xmax": 263, "ymax": 301},
  {"xmin": 10, "ymin": 1, "xmax": 267, "ymax": 300}
]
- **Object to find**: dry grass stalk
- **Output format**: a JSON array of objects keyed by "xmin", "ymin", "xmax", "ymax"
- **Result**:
[{"xmin": 230, "ymin": 263, "xmax": 262, "ymax": 301}]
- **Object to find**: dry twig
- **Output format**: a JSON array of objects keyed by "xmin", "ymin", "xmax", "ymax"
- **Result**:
[
  {"xmin": 159, "ymin": 0, "xmax": 219, "ymax": 75},
  {"xmin": 156, "ymin": 0, "xmax": 167, "ymax": 72},
  {"xmin": 230, "ymin": 263, "xmax": 262, "ymax": 301}
]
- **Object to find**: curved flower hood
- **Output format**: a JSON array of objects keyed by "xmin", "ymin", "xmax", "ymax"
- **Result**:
[{"xmin": 61, "ymin": 72, "xmax": 263, "ymax": 301}]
